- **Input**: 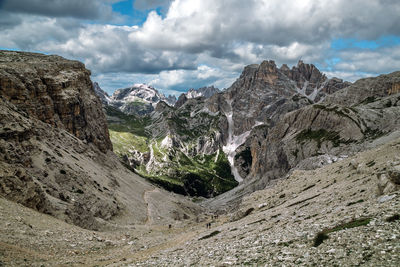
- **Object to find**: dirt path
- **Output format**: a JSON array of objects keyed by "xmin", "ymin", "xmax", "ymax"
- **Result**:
[{"xmin": 143, "ymin": 188, "xmax": 158, "ymax": 225}]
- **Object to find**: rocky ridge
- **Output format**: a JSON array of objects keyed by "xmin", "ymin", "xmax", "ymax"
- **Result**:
[{"xmin": 186, "ymin": 85, "xmax": 220, "ymax": 99}]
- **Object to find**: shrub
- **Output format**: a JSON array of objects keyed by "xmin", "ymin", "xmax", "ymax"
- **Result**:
[{"xmin": 313, "ymin": 232, "xmax": 329, "ymax": 247}]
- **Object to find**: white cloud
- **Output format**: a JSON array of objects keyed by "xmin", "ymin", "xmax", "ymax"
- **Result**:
[{"xmin": 1, "ymin": 0, "xmax": 400, "ymax": 95}]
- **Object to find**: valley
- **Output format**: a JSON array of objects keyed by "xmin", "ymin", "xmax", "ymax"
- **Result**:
[{"xmin": 0, "ymin": 50, "xmax": 400, "ymax": 266}]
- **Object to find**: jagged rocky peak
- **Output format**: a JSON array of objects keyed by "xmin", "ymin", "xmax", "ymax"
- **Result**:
[
  {"xmin": 175, "ymin": 85, "xmax": 220, "ymax": 108},
  {"xmin": 186, "ymin": 85, "xmax": 220, "ymax": 99},
  {"xmin": 232, "ymin": 59, "xmax": 350, "ymax": 102},
  {"xmin": 0, "ymin": 50, "xmax": 112, "ymax": 152},
  {"xmin": 175, "ymin": 93, "xmax": 188, "ymax": 108}
]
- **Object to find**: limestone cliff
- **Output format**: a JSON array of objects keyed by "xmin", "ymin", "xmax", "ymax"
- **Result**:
[{"xmin": 0, "ymin": 50, "xmax": 112, "ymax": 153}]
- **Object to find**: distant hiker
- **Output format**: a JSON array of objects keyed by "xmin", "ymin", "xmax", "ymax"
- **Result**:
[{"xmin": 168, "ymin": 224, "xmax": 172, "ymax": 229}]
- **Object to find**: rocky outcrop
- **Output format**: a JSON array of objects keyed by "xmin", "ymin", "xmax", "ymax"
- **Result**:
[
  {"xmin": 201, "ymin": 60, "xmax": 349, "ymax": 183},
  {"xmin": 0, "ymin": 50, "xmax": 112, "ymax": 153},
  {"xmin": 325, "ymin": 71, "xmax": 400, "ymax": 106}
]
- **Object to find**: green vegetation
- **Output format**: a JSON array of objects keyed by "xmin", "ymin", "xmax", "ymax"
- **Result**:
[
  {"xmin": 199, "ymin": 230, "xmax": 221, "ymax": 240},
  {"xmin": 235, "ymin": 147, "xmax": 252, "ymax": 168},
  {"xmin": 106, "ymin": 106, "xmax": 151, "ymax": 137},
  {"xmin": 359, "ymin": 96, "xmax": 377, "ymax": 105},
  {"xmin": 313, "ymin": 104, "xmax": 361, "ymax": 128},
  {"xmin": 366, "ymin": 160, "xmax": 376, "ymax": 167},
  {"xmin": 313, "ymin": 217, "xmax": 371, "ymax": 247},
  {"xmin": 177, "ymin": 150, "xmax": 238, "ymax": 197},
  {"xmin": 386, "ymin": 214, "xmax": 400, "ymax": 222},
  {"xmin": 109, "ymin": 131, "xmax": 148, "ymax": 153},
  {"xmin": 296, "ymin": 128, "xmax": 342, "ymax": 148},
  {"xmin": 363, "ymin": 127, "xmax": 385, "ymax": 139},
  {"xmin": 313, "ymin": 232, "xmax": 329, "ymax": 247},
  {"xmin": 106, "ymin": 105, "xmax": 237, "ymax": 198}
]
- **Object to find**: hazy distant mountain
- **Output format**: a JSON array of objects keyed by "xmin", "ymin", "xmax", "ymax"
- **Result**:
[
  {"xmin": 94, "ymin": 83, "xmax": 177, "ymax": 116},
  {"xmin": 186, "ymin": 86, "xmax": 220, "ymax": 99},
  {"xmin": 175, "ymin": 86, "xmax": 220, "ymax": 108}
]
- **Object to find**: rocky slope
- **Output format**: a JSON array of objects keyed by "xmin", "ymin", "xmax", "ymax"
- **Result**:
[
  {"xmin": 0, "ymin": 51, "xmax": 202, "ymax": 231},
  {"xmin": 93, "ymin": 81, "xmax": 112, "ymax": 105}
]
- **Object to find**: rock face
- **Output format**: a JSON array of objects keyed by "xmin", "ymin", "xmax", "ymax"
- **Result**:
[
  {"xmin": 218, "ymin": 60, "xmax": 350, "ymax": 136},
  {"xmin": 0, "ymin": 51, "xmax": 202, "ymax": 230},
  {"xmin": 0, "ymin": 50, "xmax": 112, "ymax": 153},
  {"xmin": 203, "ymin": 60, "xmax": 349, "ymax": 183},
  {"xmin": 244, "ymin": 72, "xmax": 400, "ymax": 189}
]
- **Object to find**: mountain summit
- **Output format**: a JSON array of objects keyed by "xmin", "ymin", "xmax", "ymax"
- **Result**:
[{"xmin": 94, "ymin": 83, "xmax": 177, "ymax": 116}]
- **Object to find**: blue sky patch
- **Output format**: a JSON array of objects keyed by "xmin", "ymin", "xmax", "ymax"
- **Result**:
[{"xmin": 331, "ymin": 35, "xmax": 400, "ymax": 50}]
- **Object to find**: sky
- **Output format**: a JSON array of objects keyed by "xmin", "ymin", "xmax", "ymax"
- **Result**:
[{"xmin": 0, "ymin": 0, "xmax": 400, "ymax": 96}]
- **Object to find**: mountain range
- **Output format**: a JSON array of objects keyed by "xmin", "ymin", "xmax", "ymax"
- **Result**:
[
  {"xmin": 94, "ymin": 83, "xmax": 220, "ymax": 117},
  {"xmin": 0, "ymin": 50, "xmax": 399, "ymax": 266}
]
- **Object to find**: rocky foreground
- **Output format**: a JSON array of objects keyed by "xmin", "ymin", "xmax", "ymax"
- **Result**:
[{"xmin": 1, "ymin": 133, "xmax": 399, "ymax": 266}]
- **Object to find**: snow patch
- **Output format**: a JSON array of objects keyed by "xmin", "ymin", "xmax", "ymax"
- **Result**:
[
  {"xmin": 222, "ymin": 99, "xmax": 255, "ymax": 183},
  {"xmin": 160, "ymin": 135, "xmax": 173, "ymax": 149}
]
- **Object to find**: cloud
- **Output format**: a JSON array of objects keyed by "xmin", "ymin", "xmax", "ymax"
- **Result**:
[
  {"xmin": 0, "ymin": 0, "xmax": 116, "ymax": 20},
  {"xmin": 148, "ymin": 65, "xmax": 234, "ymax": 92},
  {"xmin": 335, "ymin": 46, "xmax": 400, "ymax": 74},
  {"xmin": 1, "ymin": 0, "xmax": 400, "ymax": 94},
  {"xmin": 130, "ymin": 0, "xmax": 400, "ymax": 55}
]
